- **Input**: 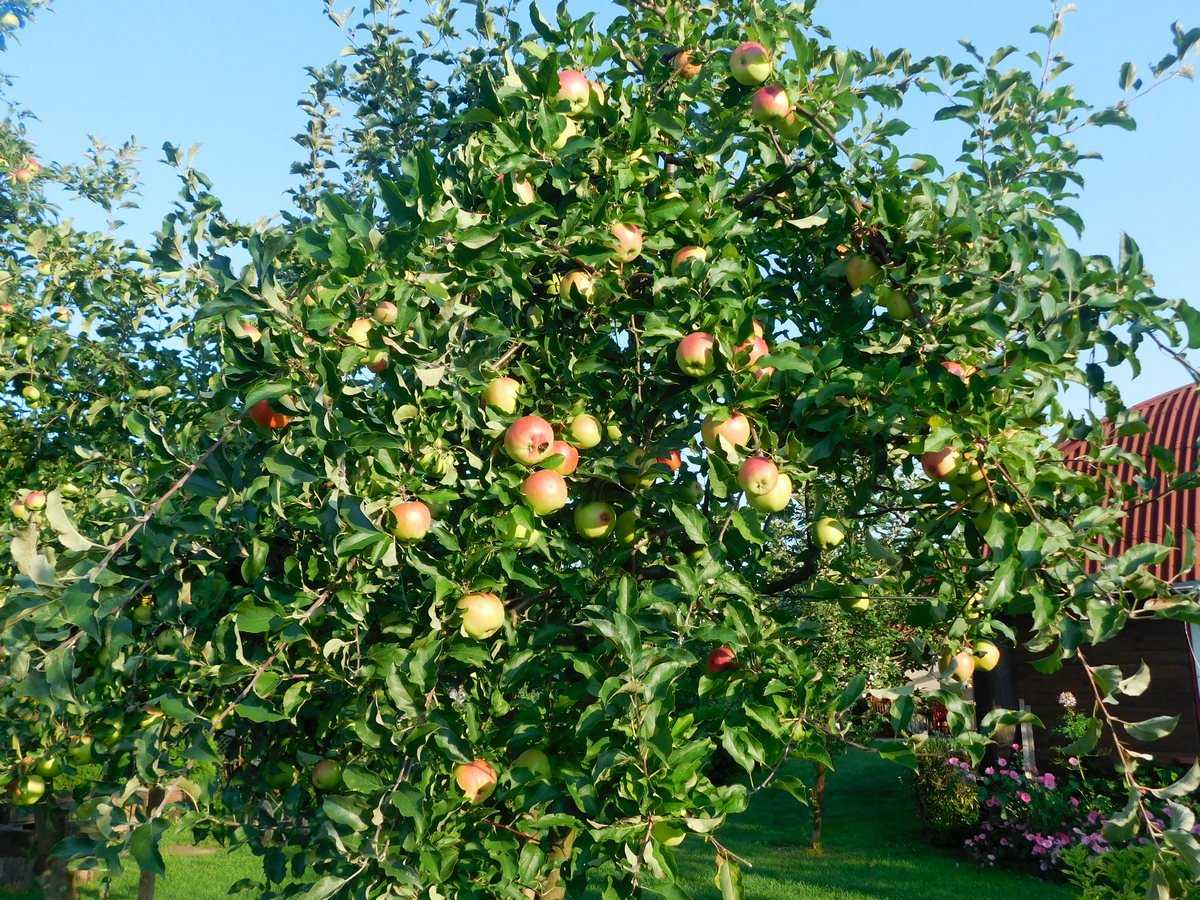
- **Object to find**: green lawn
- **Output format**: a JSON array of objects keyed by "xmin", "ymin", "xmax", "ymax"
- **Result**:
[{"xmin": 4, "ymin": 752, "xmax": 1076, "ymax": 899}]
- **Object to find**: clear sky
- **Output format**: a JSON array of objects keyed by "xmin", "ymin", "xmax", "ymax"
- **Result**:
[{"xmin": 3, "ymin": 1, "xmax": 1197, "ymax": 408}]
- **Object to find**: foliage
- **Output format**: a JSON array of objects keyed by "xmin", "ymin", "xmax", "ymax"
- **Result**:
[
  {"xmin": 1061, "ymin": 843, "xmax": 1197, "ymax": 900},
  {"xmin": 2, "ymin": 0, "xmax": 1200, "ymax": 897},
  {"xmin": 912, "ymin": 737, "xmax": 980, "ymax": 844}
]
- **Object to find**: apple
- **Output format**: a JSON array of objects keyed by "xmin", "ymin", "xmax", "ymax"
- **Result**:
[
  {"xmin": 941, "ymin": 359, "xmax": 978, "ymax": 381},
  {"xmin": 574, "ymin": 501, "xmax": 616, "ymax": 540},
  {"xmin": 392, "ymin": 500, "xmax": 432, "ymax": 541},
  {"xmin": 653, "ymin": 822, "xmax": 687, "ymax": 847},
  {"xmin": 748, "ymin": 472, "xmax": 792, "ymax": 512},
  {"xmin": 94, "ymin": 720, "xmax": 123, "ymax": 751},
  {"xmin": 12, "ymin": 774, "xmax": 45, "ymax": 806},
  {"xmin": 729, "ymin": 41, "xmax": 771, "ymax": 86},
  {"xmin": 557, "ymin": 69, "xmax": 590, "ymax": 113},
  {"xmin": 311, "ymin": 759, "xmax": 342, "ymax": 791},
  {"xmin": 673, "ymin": 50, "xmax": 701, "ymax": 79},
  {"xmin": 552, "ymin": 116, "xmax": 580, "ymax": 150},
  {"xmin": 973, "ymin": 640, "xmax": 1001, "ymax": 672},
  {"xmin": 523, "ymin": 469, "xmax": 569, "ymax": 516},
  {"xmin": 605, "ymin": 421, "xmax": 623, "ymax": 442},
  {"xmin": 707, "ymin": 646, "xmax": 737, "ymax": 674},
  {"xmin": 559, "ymin": 270, "xmax": 594, "ymax": 302},
  {"xmin": 779, "ymin": 112, "xmax": 803, "ymax": 140},
  {"xmin": 676, "ymin": 331, "xmax": 715, "ymax": 376},
  {"xmin": 611, "ymin": 223, "xmax": 643, "ymax": 263},
  {"xmin": 839, "ymin": 592, "xmax": 871, "ymax": 613},
  {"xmin": 66, "ymin": 736, "xmax": 93, "ymax": 765},
  {"xmin": 620, "ymin": 449, "xmax": 657, "ymax": 490},
  {"xmin": 813, "ymin": 516, "xmax": 845, "ymax": 550},
  {"xmin": 546, "ymin": 440, "xmax": 580, "ymax": 476},
  {"xmin": 239, "ymin": 321, "xmax": 261, "ymax": 340},
  {"xmin": 671, "ymin": 245, "xmax": 707, "ymax": 274},
  {"xmin": 10, "ymin": 500, "xmax": 27, "ymax": 520},
  {"xmin": 1, "ymin": 12, "xmax": 21, "ymax": 30},
  {"xmin": 504, "ymin": 415, "xmax": 555, "ymax": 465},
  {"xmin": 939, "ymin": 649, "xmax": 976, "ymax": 683},
  {"xmin": 737, "ymin": 457, "xmax": 779, "ymax": 496},
  {"xmin": 846, "ymin": 256, "xmax": 881, "ymax": 290},
  {"xmin": 568, "ymin": 413, "xmax": 602, "ymax": 449},
  {"xmin": 346, "ymin": 317, "xmax": 372, "ymax": 347},
  {"xmin": 655, "ymin": 450, "xmax": 682, "ymax": 473},
  {"xmin": 34, "ymin": 756, "xmax": 62, "ymax": 778},
  {"xmin": 484, "ymin": 376, "xmax": 521, "ymax": 415},
  {"xmin": 374, "ymin": 301, "xmax": 399, "ymax": 325},
  {"xmin": 877, "ymin": 286, "xmax": 914, "ymax": 320},
  {"xmin": 130, "ymin": 598, "xmax": 154, "ymax": 625},
  {"xmin": 12, "ymin": 159, "xmax": 39, "ymax": 184},
  {"xmin": 22, "ymin": 490, "xmax": 45, "ymax": 511},
  {"xmin": 457, "ymin": 592, "xmax": 506, "ymax": 639},
  {"xmin": 922, "ymin": 447, "xmax": 959, "ymax": 480},
  {"xmin": 366, "ymin": 350, "xmax": 389, "ymax": 374},
  {"xmin": 455, "ymin": 758, "xmax": 498, "ymax": 804},
  {"xmin": 512, "ymin": 177, "xmax": 536, "ymax": 204},
  {"xmin": 265, "ymin": 761, "xmax": 297, "ymax": 789},
  {"xmin": 751, "ymin": 85, "xmax": 791, "ymax": 123},
  {"xmin": 701, "ymin": 411, "xmax": 752, "ymax": 450},
  {"xmin": 512, "ymin": 748, "xmax": 551, "ymax": 777},
  {"xmin": 733, "ymin": 323, "xmax": 770, "ymax": 371},
  {"xmin": 615, "ymin": 509, "xmax": 638, "ymax": 544},
  {"xmin": 248, "ymin": 398, "xmax": 292, "ymax": 430},
  {"xmin": 21, "ymin": 384, "xmax": 40, "ymax": 402}
]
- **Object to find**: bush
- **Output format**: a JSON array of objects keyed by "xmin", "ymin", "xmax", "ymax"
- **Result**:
[
  {"xmin": 1060, "ymin": 844, "xmax": 1195, "ymax": 899},
  {"xmin": 913, "ymin": 738, "xmax": 980, "ymax": 844}
]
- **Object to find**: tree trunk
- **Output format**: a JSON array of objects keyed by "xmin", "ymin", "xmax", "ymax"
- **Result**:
[
  {"xmin": 809, "ymin": 764, "xmax": 827, "ymax": 852},
  {"xmin": 137, "ymin": 869, "xmax": 156, "ymax": 900}
]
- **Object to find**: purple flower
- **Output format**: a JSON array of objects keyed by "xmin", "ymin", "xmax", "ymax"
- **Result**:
[
  {"xmin": 1040, "ymin": 773, "xmax": 1056, "ymax": 789},
  {"xmin": 1069, "ymin": 797, "xmax": 1080, "ymax": 808},
  {"xmin": 947, "ymin": 757, "xmax": 959, "ymax": 766}
]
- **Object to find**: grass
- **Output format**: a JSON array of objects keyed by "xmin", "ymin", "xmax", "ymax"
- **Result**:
[{"xmin": 3, "ymin": 752, "xmax": 1076, "ymax": 899}]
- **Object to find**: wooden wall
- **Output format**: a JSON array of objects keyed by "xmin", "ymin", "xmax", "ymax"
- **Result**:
[{"xmin": 1010, "ymin": 619, "xmax": 1200, "ymax": 764}]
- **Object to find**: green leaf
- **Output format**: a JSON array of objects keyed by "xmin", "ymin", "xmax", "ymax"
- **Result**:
[
  {"xmin": 671, "ymin": 501, "xmax": 708, "ymax": 544},
  {"xmin": 45, "ymin": 490, "xmax": 94, "ymax": 551},
  {"xmin": 715, "ymin": 856, "xmax": 744, "ymax": 900},
  {"xmin": 1125, "ymin": 715, "xmax": 1178, "ymax": 742},
  {"xmin": 1150, "ymin": 761, "xmax": 1200, "ymax": 799}
]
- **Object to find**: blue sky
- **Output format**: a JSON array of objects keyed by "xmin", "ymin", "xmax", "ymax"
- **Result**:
[{"xmin": 3, "ymin": 1, "xmax": 1197, "ymax": 407}]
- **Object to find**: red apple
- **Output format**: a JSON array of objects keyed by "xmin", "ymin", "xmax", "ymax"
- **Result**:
[
  {"xmin": 707, "ymin": 647, "xmax": 737, "ymax": 674},
  {"xmin": 504, "ymin": 415, "xmax": 555, "ymax": 465},
  {"xmin": 546, "ymin": 440, "xmax": 579, "ymax": 475},
  {"xmin": 611, "ymin": 223, "xmax": 643, "ymax": 263},
  {"xmin": 733, "ymin": 322, "xmax": 770, "ymax": 371},
  {"xmin": 737, "ymin": 456, "xmax": 779, "ymax": 496},
  {"xmin": 457, "ymin": 592, "xmax": 505, "ymax": 639},
  {"xmin": 939, "ymin": 649, "xmax": 976, "ymax": 683},
  {"xmin": 557, "ymin": 69, "xmax": 590, "ymax": 113},
  {"xmin": 846, "ymin": 256, "xmax": 881, "ymax": 290},
  {"xmin": 391, "ymin": 500, "xmax": 432, "ymax": 542},
  {"xmin": 751, "ymin": 85, "xmax": 791, "ymax": 123},
  {"xmin": 12, "ymin": 158, "xmax": 40, "ymax": 184},
  {"xmin": 522, "ymin": 469, "xmax": 569, "ymax": 516},
  {"xmin": 22, "ymin": 490, "xmax": 46, "ymax": 511},
  {"xmin": 373, "ymin": 301, "xmax": 399, "ymax": 325},
  {"xmin": 922, "ymin": 447, "xmax": 959, "ymax": 480},
  {"xmin": 701, "ymin": 411, "xmax": 752, "ymax": 450},
  {"xmin": 248, "ymin": 398, "xmax": 292, "ymax": 430},
  {"xmin": 455, "ymin": 758, "xmax": 498, "ymax": 804},
  {"xmin": 671, "ymin": 246, "xmax": 707, "ymax": 274},
  {"xmin": 484, "ymin": 376, "xmax": 521, "ymax": 415},
  {"xmin": 676, "ymin": 331, "xmax": 715, "ymax": 377},
  {"xmin": 311, "ymin": 759, "xmax": 342, "ymax": 791},
  {"xmin": 366, "ymin": 350, "xmax": 389, "ymax": 373},
  {"xmin": 574, "ymin": 501, "xmax": 616, "ymax": 540},
  {"xmin": 730, "ymin": 41, "xmax": 771, "ymax": 85},
  {"xmin": 655, "ymin": 450, "xmax": 682, "ymax": 472}
]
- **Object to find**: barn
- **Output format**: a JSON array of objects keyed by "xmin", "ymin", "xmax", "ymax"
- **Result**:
[{"xmin": 976, "ymin": 384, "xmax": 1200, "ymax": 765}]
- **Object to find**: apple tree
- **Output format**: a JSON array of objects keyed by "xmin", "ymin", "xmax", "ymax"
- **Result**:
[{"xmin": 4, "ymin": 0, "xmax": 1200, "ymax": 897}]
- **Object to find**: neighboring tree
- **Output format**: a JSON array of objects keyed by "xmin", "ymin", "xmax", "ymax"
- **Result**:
[{"xmin": 3, "ymin": 2, "xmax": 1200, "ymax": 899}]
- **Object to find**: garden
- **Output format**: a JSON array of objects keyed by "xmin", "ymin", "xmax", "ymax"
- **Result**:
[{"xmin": 2, "ymin": 0, "xmax": 1200, "ymax": 897}]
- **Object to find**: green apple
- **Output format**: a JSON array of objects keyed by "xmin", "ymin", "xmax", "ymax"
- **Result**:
[
  {"xmin": 748, "ymin": 472, "xmax": 792, "ymax": 512},
  {"xmin": 34, "ymin": 756, "xmax": 62, "ymax": 778},
  {"xmin": 973, "ymin": 640, "xmax": 1001, "ymax": 672},
  {"xmin": 66, "ymin": 736, "xmax": 93, "ymax": 765},
  {"xmin": 568, "ymin": 413, "xmax": 602, "ymax": 449},
  {"xmin": 12, "ymin": 774, "xmax": 45, "ymax": 806},
  {"xmin": 311, "ymin": 759, "xmax": 342, "ymax": 791},
  {"xmin": 813, "ymin": 517, "xmax": 845, "ymax": 550},
  {"xmin": 484, "ymin": 376, "xmax": 521, "ymax": 415},
  {"xmin": 512, "ymin": 748, "xmax": 551, "ymax": 777},
  {"xmin": 845, "ymin": 256, "xmax": 881, "ymax": 290},
  {"xmin": 574, "ymin": 501, "xmax": 616, "ymax": 540},
  {"xmin": 615, "ymin": 509, "xmax": 639, "ymax": 544}
]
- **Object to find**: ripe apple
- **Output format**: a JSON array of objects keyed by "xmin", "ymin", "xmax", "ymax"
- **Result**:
[
  {"xmin": 611, "ymin": 223, "xmax": 643, "ymax": 263},
  {"xmin": 10, "ymin": 499, "xmax": 27, "ymax": 520},
  {"xmin": 12, "ymin": 774, "xmax": 45, "ymax": 806},
  {"xmin": 512, "ymin": 748, "xmax": 551, "ymax": 777},
  {"xmin": 458, "ymin": 592, "xmax": 506, "ymax": 639},
  {"xmin": 733, "ymin": 324, "xmax": 770, "ymax": 371},
  {"xmin": 512, "ymin": 177, "xmax": 536, "ymax": 204},
  {"xmin": 311, "ymin": 759, "xmax": 342, "ymax": 791},
  {"xmin": 748, "ymin": 472, "xmax": 792, "ymax": 512},
  {"xmin": 701, "ymin": 411, "xmax": 752, "ymax": 450},
  {"xmin": 751, "ymin": 85, "xmax": 791, "ymax": 123},
  {"xmin": 504, "ymin": 415, "xmax": 555, "ymax": 465},
  {"xmin": 846, "ymin": 256, "xmax": 881, "ymax": 290},
  {"xmin": 391, "ymin": 500, "xmax": 432, "ymax": 541},
  {"xmin": 239, "ymin": 321, "xmax": 261, "ymax": 340},
  {"xmin": 455, "ymin": 758, "xmax": 498, "ymax": 804},
  {"xmin": 707, "ymin": 646, "xmax": 737, "ymax": 674},
  {"xmin": 546, "ymin": 440, "xmax": 580, "ymax": 475},
  {"xmin": 552, "ymin": 116, "xmax": 580, "ymax": 150},
  {"xmin": 12, "ymin": 159, "xmax": 39, "ymax": 183},
  {"xmin": 366, "ymin": 350, "xmax": 389, "ymax": 374},
  {"xmin": 940, "ymin": 649, "xmax": 976, "ymax": 683},
  {"xmin": 671, "ymin": 245, "xmax": 707, "ymax": 274},
  {"xmin": 559, "ymin": 270, "xmax": 594, "ymax": 302},
  {"xmin": 653, "ymin": 821, "xmax": 687, "ymax": 847},
  {"xmin": 729, "ymin": 41, "xmax": 771, "ymax": 86},
  {"xmin": 557, "ymin": 69, "xmax": 590, "ymax": 113},
  {"xmin": 877, "ymin": 286, "xmax": 914, "ymax": 320},
  {"xmin": 673, "ymin": 50, "xmax": 701, "ymax": 79},
  {"xmin": 523, "ymin": 469, "xmax": 569, "ymax": 516},
  {"xmin": 346, "ymin": 317, "xmax": 372, "ymax": 347},
  {"xmin": 34, "ymin": 756, "xmax": 62, "ymax": 778},
  {"xmin": 66, "ymin": 736, "xmax": 93, "ymax": 765},
  {"xmin": 373, "ymin": 301, "xmax": 399, "ymax": 325},
  {"xmin": 813, "ymin": 516, "xmax": 845, "ymax": 550},
  {"xmin": 484, "ymin": 376, "xmax": 521, "ymax": 415},
  {"xmin": 568, "ymin": 413, "xmax": 602, "ymax": 449},
  {"xmin": 922, "ymin": 447, "xmax": 959, "ymax": 480},
  {"xmin": 248, "ymin": 398, "xmax": 292, "ymax": 430},
  {"xmin": 737, "ymin": 457, "xmax": 779, "ymax": 496},
  {"xmin": 615, "ymin": 509, "xmax": 638, "ymax": 544},
  {"xmin": 655, "ymin": 450, "xmax": 682, "ymax": 473},
  {"xmin": 676, "ymin": 331, "xmax": 715, "ymax": 377},
  {"xmin": 574, "ymin": 501, "xmax": 616, "ymax": 540},
  {"xmin": 22, "ymin": 490, "xmax": 45, "ymax": 511},
  {"xmin": 973, "ymin": 640, "xmax": 1001, "ymax": 672}
]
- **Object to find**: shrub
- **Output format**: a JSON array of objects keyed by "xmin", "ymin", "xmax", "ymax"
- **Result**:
[
  {"xmin": 1061, "ymin": 844, "xmax": 1195, "ymax": 899},
  {"xmin": 913, "ymin": 738, "xmax": 980, "ymax": 844}
]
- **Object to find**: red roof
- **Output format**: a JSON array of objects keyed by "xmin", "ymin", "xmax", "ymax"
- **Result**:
[{"xmin": 1061, "ymin": 384, "xmax": 1200, "ymax": 582}]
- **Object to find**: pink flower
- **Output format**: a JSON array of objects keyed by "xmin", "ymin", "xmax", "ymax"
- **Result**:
[
  {"xmin": 1011, "ymin": 742, "xmax": 1020, "ymax": 751},
  {"xmin": 998, "ymin": 757, "xmax": 1008, "ymax": 767},
  {"xmin": 1018, "ymin": 791, "xmax": 1032, "ymax": 803},
  {"xmin": 1070, "ymin": 797, "xmax": 1080, "ymax": 808},
  {"xmin": 1040, "ymin": 773, "xmax": 1056, "ymax": 789},
  {"xmin": 984, "ymin": 766, "xmax": 995, "ymax": 775},
  {"xmin": 1068, "ymin": 756, "xmax": 1080, "ymax": 767},
  {"xmin": 947, "ymin": 757, "xmax": 959, "ymax": 766}
]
